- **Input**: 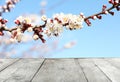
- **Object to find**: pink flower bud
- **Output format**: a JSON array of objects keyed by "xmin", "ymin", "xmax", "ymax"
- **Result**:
[
  {"xmin": 116, "ymin": 6, "xmax": 120, "ymax": 11},
  {"xmin": 0, "ymin": 31, "xmax": 4, "ymax": 36},
  {"xmin": 54, "ymin": 17, "xmax": 59, "ymax": 21},
  {"xmin": 114, "ymin": 0, "xmax": 119, "ymax": 5},
  {"xmin": 50, "ymin": 19, "xmax": 53, "ymax": 23},
  {"xmin": 102, "ymin": 5, "xmax": 107, "ymax": 12},
  {"xmin": 109, "ymin": 0, "xmax": 114, "ymax": 4},
  {"xmin": 4, "ymin": 19, "xmax": 8, "ymax": 23},
  {"xmin": 103, "ymin": 5, "xmax": 107, "ymax": 9},
  {"xmin": 12, "ymin": 31, "xmax": 17, "ymax": 38},
  {"xmin": 14, "ymin": 20, "xmax": 20, "ymax": 25},
  {"xmin": 41, "ymin": 38, "xmax": 46, "ymax": 43},
  {"xmin": 96, "ymin": 15, "xmax": 102, "ymax": 19},
  {"xmin": 85, "ymin": 19, "xmax": 91, "ymax": 26},
  {"xmin": 91, "ymin": 16, "xmax": 97, "ymax": 20},
  {"xmin": 80, "ymin": 13, "xmax": 85, "ymax": 18},
  {"xmin": 109, "ymin": 11, "xmax": 114, "ymax": 15}
]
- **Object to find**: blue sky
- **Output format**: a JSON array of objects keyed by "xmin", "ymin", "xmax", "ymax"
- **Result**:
[{"xmin": 0, "ymin": 0, "xmax": 120, "ymax": 58}]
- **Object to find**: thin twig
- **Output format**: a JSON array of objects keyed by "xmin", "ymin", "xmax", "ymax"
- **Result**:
[{"xmin": 84, "ymin": 3, "xmax": 120, "ymax": 20}]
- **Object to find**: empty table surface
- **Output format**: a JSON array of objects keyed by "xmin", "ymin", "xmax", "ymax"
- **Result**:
[{"xmin": 0, "ymin": 58, "xmax": 120, "ymax": 82}]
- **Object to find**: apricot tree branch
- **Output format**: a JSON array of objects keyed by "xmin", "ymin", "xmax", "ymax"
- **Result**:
[
  {"xmin": 84, "ymin": 1, "xmax": 120, "ymax": 26},
  {"xmin": 0, "ymin": 0, "xmax": 120, "ymax": 43}
]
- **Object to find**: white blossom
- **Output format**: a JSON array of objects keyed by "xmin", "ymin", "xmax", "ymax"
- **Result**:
[
  {"xmin": 44, "ymin": 29, "xmax": 51, "ymax": 37},
  {"xmin": 93, "ymin": 16, "xmax": 97, "ymax": 20},
  {"xmin": 33, "ymin": 34, "xmax": 39, "ymax": 40},
  {"xmin": 5, "ymin": 9, "xmax": 9, "ymax": 12},
  {"xmin": 68, "ymin": 15, "xmax": 83, "ymax": 30},
  {"xmin": 17, "ymin": 28, "xmax": 21, "ymax": 33},
  {"xmin": 53, "ymin": 13, "xmax": 70, "ymax": 24},
  {"xmin": 53, "ymin": 13, "xmax": 84, "ymax": 30},
  {"xmin": 16, "ymin": 16, "xmax": 31, "ymax": 24},
  {"xmin": 105, "ymin": 11, "xmax": 109, "ymax": 14},
  {"xmin": 27, "ymin": 27, "xmax": 33, "ymax": 32},
  {"xmin": 1, "ymin": 24, "xmax": 6, "ymax": 27},
  {"xmin": 44, "ymin": 13, "xmax": 84, "ymax": 36},
  {"xmin": 46, "ymin": 19, "xmax": 54, "ymax": 26},
  {"xmin": 16, "ymin": 32, "xmax": 23, "ymax": 42},
  {"xmin": 41, "ymin": 15, "xmax": 47, "ymax": 21},
  {"xmin": 8, "ymin": 4, "xmax": 15, "ymax": 8},
  {"xmin": 45, "ymin": 20, "xmax": 63, "ymax": 36},
  {"xmin": 115, "ymin": 0, "xmax": 119, "ymax": 3}
]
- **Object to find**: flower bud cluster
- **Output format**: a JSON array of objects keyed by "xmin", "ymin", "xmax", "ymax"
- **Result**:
[
  {"xmin": 9, "ymin": 16, "xmax": 32, "ymax": 42},
  {"xmin": 6, "ymin": 14, "xmax": 83, "ymax": 43},
  {"xmin": 0, "ymin": 0, "xmax": 20, "ymax": 16},
  {"xmin": 0, "ymin": 17, "xmax": 8, "ymax": 36},
  {"xmin": 8, "ymin": 16, "xmax": 45, "ymax": 43},
  {"xmin": 0, "ymin": 0, "xmax": 120, "ymax": 43},
  {"xmin": 84, "ymin": 0, "xmax": 120, "ymax": 26},
  {"xmin": 109, "ymin": 0, "xmax": 120, "ymax": 10}
]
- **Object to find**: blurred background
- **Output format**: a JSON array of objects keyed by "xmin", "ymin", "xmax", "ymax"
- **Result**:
[{"xmin": 0, "ymin": 0, "xmax": 120, "ymax": 58}]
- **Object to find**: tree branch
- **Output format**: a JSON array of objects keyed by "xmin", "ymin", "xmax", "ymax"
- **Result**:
[
  {"xmin": 84, "ymin": 2, "xmax": 120, "ymax": 26},
  {"xmin": 0, "ymin": 0, "xmax": 120, "ymax": 43}
]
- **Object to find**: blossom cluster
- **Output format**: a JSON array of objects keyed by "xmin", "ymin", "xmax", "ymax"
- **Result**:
[
  {"xmin": 0, "ymin": 0, "xmax": 120, "ymax": 43},
  {"xmin": 0, "ymin": 17, "xmax": 8, "ymax": 36},
  {"xmin": 0, "ymin": 0, "xmax": 20, "ymax": 16},
  {"xmin": 9, "ymin": 14, "xmax": 84, "ymax": 43},
  {"xmin": 44, "ymin": 13, "xmax": 84, "ymax": 36}
]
